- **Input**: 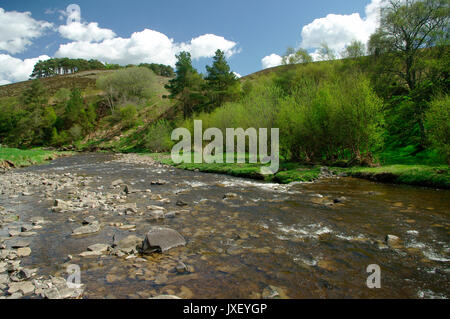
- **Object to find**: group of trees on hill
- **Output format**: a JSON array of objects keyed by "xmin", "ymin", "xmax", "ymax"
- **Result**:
[
  {"xmin": 165, "ymin": 49, "xmax": 240, "ymax": 118},
  {"xmin": 31, "ymin": 58, "xmax": 107, "ymax": 78},
  {"xmin": 31, "ymin": 58, "xmax": 175, "ymax": 79}
]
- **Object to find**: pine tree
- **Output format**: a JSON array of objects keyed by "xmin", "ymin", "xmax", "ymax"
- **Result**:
[{"xmin": 204, "ymin": 49, "xmax": 239, "ymax": 111}]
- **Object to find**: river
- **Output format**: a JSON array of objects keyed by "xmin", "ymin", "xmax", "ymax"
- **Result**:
[{"xmin": 0, "ymin": 153, "xmax": 448, "ymax": 299}]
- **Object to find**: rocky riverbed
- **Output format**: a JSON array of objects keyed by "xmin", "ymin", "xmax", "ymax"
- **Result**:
[{"xmin": 0, "ymin": 153, "xmax": 449, "ymax": 299}]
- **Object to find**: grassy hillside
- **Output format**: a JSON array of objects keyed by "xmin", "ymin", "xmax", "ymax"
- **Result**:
[{"xmin": 0, "ymin": 68, "xmax": 176, "ymax": 152}]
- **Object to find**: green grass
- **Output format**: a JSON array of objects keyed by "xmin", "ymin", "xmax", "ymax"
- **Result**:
[
  {"xmin": 141, "ymin": 152, "xmax": 449, "ymax": 189},
  {"xmin": 347, "ymin": 165, "xmax": 449, "ymax": 189},
  {"xmin": 0, "ymin": 147, "xmax": 71, "ymax": 168}
]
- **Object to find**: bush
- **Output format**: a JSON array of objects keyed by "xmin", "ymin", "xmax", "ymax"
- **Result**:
[
  {"xmin": 119, "ymin": 104, "xmax": 138, "ymax": 129},
  {"xmin": 144, "ymin": 120, "xmax": 174, "ymax": 152},
  {"xmin": 425, "ymin": 95, "xmax": 450, "ymax": 163}
]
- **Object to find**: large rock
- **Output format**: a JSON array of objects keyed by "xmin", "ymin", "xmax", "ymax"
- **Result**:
[
  {"xmin": 72, "ymin": 222, "xmax": 100, "ymax": 236},
  {"xmin": 142, "ymin": 227, "xmax": 186, "ymax": 253}
]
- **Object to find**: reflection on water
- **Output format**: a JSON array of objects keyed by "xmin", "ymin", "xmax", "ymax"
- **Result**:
[{"xmin": 1, "ymin": 153, "xmax": 449, "ymax": 299}]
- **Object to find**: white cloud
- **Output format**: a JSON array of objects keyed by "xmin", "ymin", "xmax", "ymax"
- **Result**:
[
  {"xmin": 56, "ymin": 29, "xmax": 239, "ymax": 67},
  {"xmin": 233, "ymin": 72, "xmax": 242, "ymax": 78},
  {"xmin": 182, "ymin": 34, "xmax": 239, "ymax": 59},
  {"xmin": 58, "ymin": 22, "xmax": 116, "ymax": 42},
  {"xmin": 261, "ymin": 53, "xmax": 283, "ymax": 69},
  {"xmin": 301, "ymin": 0, "xmax": 383, "ymax": 56},
  {"xmin": 0, "ymin": 8, "xmax": 53, "ymax": 54},
  {"xmin": 0, "ymin": 54, "xmax": 51, "ymax": 84}
]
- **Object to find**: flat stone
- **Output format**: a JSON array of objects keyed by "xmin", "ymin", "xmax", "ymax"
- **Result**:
[
  {"xmin": 20, "ymin": 225, "xmax": 34, "ymax": 232},
  {"xmin": 43, "ymin": 287, "xmax": 62, "ymax": 299},
  {"xmin": 149, "ymin": 210, "xmax": 165, "ymax": 220},
  {"xmin": 8, "ymin": 281, "xmax": 35, "ymax": 295},
  {"xmin": 8, "ymin": 230, "xmax": 20, "ymax": 237},
  {"xmin": 115, "ymin": 235, "xmax": 142, "ymax": 254},
  {"xmin": 142, "ymin": 227, "xmax": 186, "ymax": 253},
  {"xmin": 19, "ymin": 232, "xmax": 37, "ymax": 237},
  {"xmin": 87, "ymin": 244, "xmax": 109, "ymax": 253},
  {"xmin": 79, "ymin": 251, "xmax": 102, "ymax": 257},
  {"xmin": 72, "ymin": 222, "xmax": 100, "ymax": 236},
  {"xmin": 9, "ymin": 239, "xmax": 30, "ymax": 248},
  {"xmin": 16, "ymin": 247, "xmax": 31, "ymax": 257},
  {"xmin": 147, "ymin": 205, "xmax": 166, "ymax": 211}
]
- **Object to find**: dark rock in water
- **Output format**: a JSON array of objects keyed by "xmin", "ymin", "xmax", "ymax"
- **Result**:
[
  {"xmin": 176, "ymin": 200, "xmax": 188, "ymax": 207},
  {"xmin": 123, "ymin": 185, "xmax": 135, "ymax": 194},
  {"xmin": 333, "ymin": 196, "xmax": 347, "ymax": 204},
  {"xmin": 142, "ymin": 227, "xmax": 186, "ymax": 253},
  {"xmin": 82, "ymin": 216, "xmax": 97, "ymax": 225}
]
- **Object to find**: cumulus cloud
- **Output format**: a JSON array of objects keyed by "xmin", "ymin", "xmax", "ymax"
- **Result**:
[
  {"xmin": 301, "ymin": 0, "xmax": 383, "ymax": 56},
  {"xmin": 182, "ymin": 34, "xmax": 240, "ymax": 59},
  {"xmin": 0, "ymin": 54, "xmax": 51, "ymax": 84},
  {"xmin": 261, "ymin": 53, "xmax": 283, "ymax": 69},
  {"xmin": 56, "ymin": 29, "xmax": 239, "ymax": 67},
  {"xmin": 0, "ymin": 8, "xmax": 53, "ymax": 54},
  {"xmin": 58, "ymin": 22, "xmax": 116, "ymax": 42}
]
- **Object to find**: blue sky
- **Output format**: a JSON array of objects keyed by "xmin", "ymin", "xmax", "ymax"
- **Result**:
[{"xmin": 0, "ymin": 0, "xmax": 381, "ymax": 84}]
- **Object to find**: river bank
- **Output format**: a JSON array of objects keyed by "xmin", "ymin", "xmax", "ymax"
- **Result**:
[
  {"xmin": 0, "ymin": 148, "xmax": 72, "ymax": 171},
  {"xmin": 144, "ymin": 153, "xmax": 450, "ymax": 189}
]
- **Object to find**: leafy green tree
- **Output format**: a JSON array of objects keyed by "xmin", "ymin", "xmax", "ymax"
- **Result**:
[
  {"xmin": 318, "ymin": 43, "xmax": 336, "ymax": 61},
  {"xmin": 369, "ymin": 0, "xmax": 449, "ymax": 91},
  {"xmin": 342, "ymin": 40, "xmax": 367, "ymax": 58},
  {"xmin": 282, "ymin": 47, "xmax": 313, "ymax": 65}
]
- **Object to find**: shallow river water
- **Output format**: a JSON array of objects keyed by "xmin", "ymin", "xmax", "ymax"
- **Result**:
[{"xmin": 1, "ymin": 153, "xmax": 449, "ymax": 299}]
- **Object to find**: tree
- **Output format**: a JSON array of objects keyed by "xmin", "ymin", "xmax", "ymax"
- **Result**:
[
  {"xmin": 342, "ymin": 40, "xmax": 367, "ymax": 58},
  {"xmin": 282, "ymin": 47, "xmax": 313, "ymax": 65},
  {"xmin": 165, "ymin": 52, "xmax": 207, "ymax": 118},
  {"xmin": 205, "ymin": 49, "xmax": 239, "ymax": 111},
  {"xmin": 318, "ymin": 43, "xmax": 336, "ymax": 61},
  {"xmin": 97, "ymin": 67, "xmax": 157, "ymax": 112},
  {"xmin": 369, "ymin": 0, "xmax": 449, "ymax": 91}
]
